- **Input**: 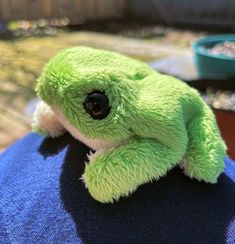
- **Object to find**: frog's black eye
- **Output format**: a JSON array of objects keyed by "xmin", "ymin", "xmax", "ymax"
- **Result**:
[{"xmin": 83, "ymin": 91, "xmax": 110, "ymax": 120}]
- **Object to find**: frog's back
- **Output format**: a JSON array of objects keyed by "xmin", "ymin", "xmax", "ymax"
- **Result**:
[
  {"xmin": 134, "ymin": 71, "xmax": 206, "ymax": 129},
  {"xmin": 138, "ymin": 72, "xmax": 202, "ymax": 107}
]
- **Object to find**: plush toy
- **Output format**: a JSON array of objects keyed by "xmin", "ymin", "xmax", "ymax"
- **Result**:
[{"xmin": 32, "ymin": 46, "xmax": 226, "ymax": 203}]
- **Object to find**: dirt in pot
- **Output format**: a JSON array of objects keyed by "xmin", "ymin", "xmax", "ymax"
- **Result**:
[{"xmin": 207, "ymin": 41, "xmax": 235, "ymax": 58}]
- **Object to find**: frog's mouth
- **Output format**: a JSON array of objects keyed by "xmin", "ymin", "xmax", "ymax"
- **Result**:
[{"xmin": 51, "ymin": 106, "xmax": 123, "ymax": 151}]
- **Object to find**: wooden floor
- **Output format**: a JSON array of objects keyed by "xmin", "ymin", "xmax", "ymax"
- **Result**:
[{"xmin": 0, "ymin": 30, "xmax": 193, "ymax": 151}]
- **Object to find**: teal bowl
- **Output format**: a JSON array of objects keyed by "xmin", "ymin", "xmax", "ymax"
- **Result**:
[{"xmin": 192, "ymin": 35, "xmax": 235, "ymax": 78}]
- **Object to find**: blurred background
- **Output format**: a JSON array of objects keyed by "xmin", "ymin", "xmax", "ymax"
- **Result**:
[{"xmin": 0, "ymin": 0, "xmax": 235, "ymax": 158}]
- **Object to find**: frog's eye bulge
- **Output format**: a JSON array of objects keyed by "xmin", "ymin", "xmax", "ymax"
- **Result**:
[
  {"xmin": 83, "ymin": 91, "xmax": 110, "ymax": 120},
  {"xmin": 34, "ymin": 46, "xmax": 227, "ymax": 203}
]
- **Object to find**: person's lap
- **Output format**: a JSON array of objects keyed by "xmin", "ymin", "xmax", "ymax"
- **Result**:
[{"xmin": 0, "ymin": 132, "xmax": 235, "ymax": 243}]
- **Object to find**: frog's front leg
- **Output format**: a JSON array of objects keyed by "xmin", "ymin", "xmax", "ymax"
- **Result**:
[
  {"xmin": 32, "ymin": 101, "xmax": 66, "ymax": 137},
  {"xmin": 83, "ymin": 137, "xmax": 184, "ymax": 203}
]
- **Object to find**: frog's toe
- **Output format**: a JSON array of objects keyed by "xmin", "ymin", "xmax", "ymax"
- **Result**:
[
  {"xmin": 180, "ymin": 157, "xmax": 224, "ymax": 183},
  {"xmin": 82, "ymin": 151, "xmax": 138, "ymax": 203},
  {"xmin": 82, "ymin": 168, "xmax": 125, "ymax": 203}
]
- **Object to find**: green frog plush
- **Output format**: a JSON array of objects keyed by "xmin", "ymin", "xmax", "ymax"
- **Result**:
[{"xmin": 33, "ymin": 46, "xmax": 226, "ymax": 203}]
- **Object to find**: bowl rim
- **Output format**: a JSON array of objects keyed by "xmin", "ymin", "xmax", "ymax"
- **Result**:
[{"xmin": 192, "ymin": 34, "xmax": 235, "ymax": 61}]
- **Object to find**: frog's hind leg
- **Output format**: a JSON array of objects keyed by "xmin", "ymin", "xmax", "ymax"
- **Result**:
[{"xmin": 181, "ymin": 107, "xmax": 226, "ymax": 183}]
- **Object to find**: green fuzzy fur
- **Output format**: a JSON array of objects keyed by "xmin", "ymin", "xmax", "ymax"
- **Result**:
[{"xmin": 35, "ymin": 46, "xmax": 226, "ymax": 203}]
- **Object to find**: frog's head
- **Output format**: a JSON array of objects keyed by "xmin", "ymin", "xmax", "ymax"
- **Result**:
[{"xmin": 36, "ymin": 46, "xmax": 153, "ymax": 149}]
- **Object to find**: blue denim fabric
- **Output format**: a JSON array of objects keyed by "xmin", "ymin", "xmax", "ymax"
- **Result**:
[{"xmin": 0, "ymin": 132, "xmax": 235, "ymax": 244}]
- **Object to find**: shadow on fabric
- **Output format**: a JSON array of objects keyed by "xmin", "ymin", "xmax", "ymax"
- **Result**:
[{"xmin": 41, "ymin": 134, "xmax": 235, "ymax": 244}]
